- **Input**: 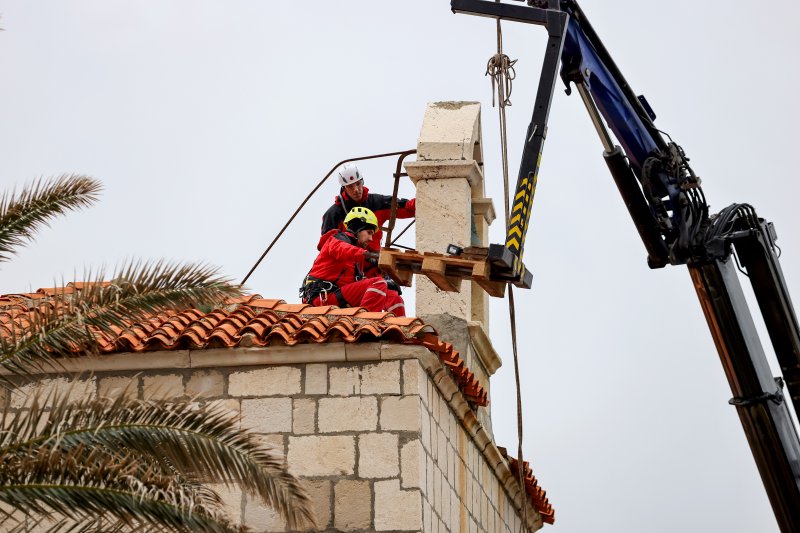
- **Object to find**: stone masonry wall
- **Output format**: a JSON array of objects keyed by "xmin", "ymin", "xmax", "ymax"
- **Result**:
[{"xmin": 3, "ymin": 344, "xmax": 541, "ymax": 532}]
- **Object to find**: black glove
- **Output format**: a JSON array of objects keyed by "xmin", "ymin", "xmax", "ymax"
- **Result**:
[
  {"xmin": 385, "ymin": 276, "xmax": 402, "ymax": 295},
  {"xmin": 363, "ymin": 251, "xmax": 380, "ymax": 267}
]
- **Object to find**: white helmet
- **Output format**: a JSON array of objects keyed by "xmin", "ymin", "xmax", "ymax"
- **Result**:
[{"xmin": 337, "ymin": 163, "xmax": 364, "ymax": 187}]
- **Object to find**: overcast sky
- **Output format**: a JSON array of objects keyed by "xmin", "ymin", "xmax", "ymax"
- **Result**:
[{"xmin": 1, "ymin": 1, "xmax": 799, "ymax": 532}]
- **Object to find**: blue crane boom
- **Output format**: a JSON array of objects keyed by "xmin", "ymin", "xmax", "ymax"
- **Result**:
[{"xmin": 450, "ymin": 1, "xmax": 800, "ymax": 530}]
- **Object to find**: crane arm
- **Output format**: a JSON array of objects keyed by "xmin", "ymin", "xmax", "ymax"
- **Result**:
[{"xmin": 451, "ymin": 1, "xmax": 800, "ymax": 530}]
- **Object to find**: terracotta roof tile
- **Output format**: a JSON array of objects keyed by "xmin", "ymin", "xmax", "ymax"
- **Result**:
[
  {"xmin": 499, "ymin": 448, "xmax": 555, "ymax": 525},
  {"xmin": 247, "ymin": 298, "xmax": 285, "ymax": 309},
  {"xmin": 0, "ymin": 284, "xmax": 490, "ymax": 407},
  {"xmin": 37, "ymin": 286, "xmax": 75, "ymax": 296}
]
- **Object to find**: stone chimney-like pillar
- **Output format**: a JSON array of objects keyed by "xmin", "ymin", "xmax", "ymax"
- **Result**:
[{"xmin": 405, "ymin": 102, "xmax": 501, "ymax": 422}]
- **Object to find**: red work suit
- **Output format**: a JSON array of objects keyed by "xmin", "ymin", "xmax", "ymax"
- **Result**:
[
  {"xmin": 307, "ymin": 229, "xmax": 405, "ymax": 316},
  {"xmin": 320, "ymin": 186, "xmax": 416, "ymax": 252}
]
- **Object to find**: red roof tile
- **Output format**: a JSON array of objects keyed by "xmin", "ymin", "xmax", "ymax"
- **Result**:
[
  {"xmin": 0, "ymin": 284, "xmax": 489, "ymax": 407},
  {"xmin": 499, "ymin": 447, "xmax": 555, "ymax": 525}
]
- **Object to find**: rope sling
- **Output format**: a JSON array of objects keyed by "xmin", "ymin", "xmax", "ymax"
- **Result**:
[{"xmin": 486, "ymin": 14, "xmax": 532, "ymax": 532}]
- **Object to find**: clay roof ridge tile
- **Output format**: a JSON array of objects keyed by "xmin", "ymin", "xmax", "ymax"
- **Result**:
[
  {"xmin": 176, "ymin": 327, "xmax": 210, "ymax": 349},
  {"xmin": 326, "ymin": 307, "xmax": 366, "ymax": 317},
  {"xmin": 205, "ymin": 330, "xmax": 239, "ymax": 348},
  {"xmin": 237, "ymin": 332, "xmax": 267, "ymax": 348},
  {"xmin": 298, "ymin": 305, "xmax": 337, "ymax": 316},
  {"xmin": 274, "ymin": 303, "xmax": 310, "ymax": 314},
  {"xmin": 264, "ymin": 328, "xmax": 298, "ymax": 346},
  {"xmin": 245, "ymin": 298, "xmax": 286, "ymax": 310},
  {"xmin": 143, "ymin": 337, "xmax": 180, "ymax": 352}
]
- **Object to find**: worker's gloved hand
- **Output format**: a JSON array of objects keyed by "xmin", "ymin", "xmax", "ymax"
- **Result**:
[
  {"xmin": 385, "ymin": 276, "xmax": 402, "ymax": 295},
  {"xmin": 363, "ymin": 251, "xmax": 380, "ymax": 267}
]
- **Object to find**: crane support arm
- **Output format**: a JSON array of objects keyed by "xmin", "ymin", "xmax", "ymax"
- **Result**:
[{"xmin": 451, "ymin": 1, "xmax": 800, "ymax": 530}]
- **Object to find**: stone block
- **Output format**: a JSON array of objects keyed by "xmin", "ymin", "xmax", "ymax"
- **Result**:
[
  {"xmin": 442, "ymin": 480, "xmax": 451, "ymax": 528},
  {"xmin": 380, "ymin": 396, "xmax": 421, "ymax": 431},
  {"xmin": 97, "ymin": 375, "xmax": 138, "ymax": 400},
  {"xmin": 11, "ymin": 377, "xmax": 96, "ymax": 408},
  {"xmin": 186, "ymin": 370, "xmax": 224, "ymax": 398},
  {"xmin": 402, "ymin": 359, "xmax": 427, "ymax": 404},
  {"xmin": 415, "ymin": 175, "xmax": 473, "ymax": 318},
  {"xmin": 256, "ymin": 433, "xmax": 286, "ymax": 456},
  {"xmin": 434, "ymin": 467, "xmax": 442, "ymax": 514},
  {"xmin": 374, "ymin": 479, "xmax": 422, "ymax": 531},
  {"xmin": 241, "ymin": 397, "xmax": 292, "ymax": 433},
  {"xmin": 305, "ymin": 363, "xmax": 327, "ymax": 395},
  {"xmin": 401, "ymin": 439, "xmax": 423, "ymax": 489},
  {"xmin": 424, "ymin": 501, "xmax": 433, "ymax": 533},
  {"xmin": 292, "ymin": 398, "xmax": 316, "ymax": 434},
  {"xmin": 328, "ymin": 361, "xmax": 401, "ymax": 396},
  {"xmin": 306, "ymin": 479, "xmax": 332, "ymax": 529},
  {"xmin": 448, "ymin": 442, "xmax": 456, "ymax": 484},
  {"xmin": 380, "ymin": 343, "xmax": 429, "ymax": 361},
  {"xmin": 357, "ymin": 432, "xmax": 399, "ymax": 478},
  {"xmin": 437, "ymin": 428, "xmax": 448, "ymax": 470},
  {"xmin": 208, "ymin": 398, "xmax": 241, "ymax": 428},
  {"xmin": 344, "ymin": 342, "xmax": 380, "ymax": 362},
  {"xmin": 207, "ymin": 482, "xmax": 243, "ymax": 524},
  {"xmin": 287, "ymin": 436, "xmax": 355, "ymax": 476},
  {"xmin": 426, "ymin": 454, "xmax": 435, "ymax": 506},
  {"xmin": 142, "ymin": 374, "xmax": 184, "ymax": 400},
  {"xmin": 243, "ymin": 501, "xmax": 285, "ymax": 532},
  {"xmin": 412, "ymin": 101, "xmax": 481, "ymax": 162},
  {"xmin": 244, "ymin": 479, "xmax": 330, "ymax": 531},
  {"xmin": 318, "ymin": 397, "xmax": 377, "ymax": 432},
  {"xmin": 421, "ymin": 409, "xmax": 432, "ymax": 453},
  {"xmin": 190, "ymin": 344, "xmax": 345, "ymax": 369},
  {"xmin": 229, "ymin": 366, "xmax": 301, "ymax": 397},
  {"xmin": 334, "ymin": 479, "xmax": 372, "ymax": 530}
]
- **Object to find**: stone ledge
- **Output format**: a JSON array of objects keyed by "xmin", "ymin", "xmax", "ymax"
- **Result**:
[
  {"xmin": 472, "ymin": 197, "xmax": 496, "ymax": 225},
  {"xmin": 405, "ymin": 160, "xmax": 482, "ymax": 186},
  {"xmin": 468, "ymin": 321, "xmax": 502, "ymax": 376}
]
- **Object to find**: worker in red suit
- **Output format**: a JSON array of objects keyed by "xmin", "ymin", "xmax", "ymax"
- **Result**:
[
  {"xmin": 321, "ymin": 163, "xmax": 416, "ymax": 253},
  {"xmin": 302, "ymin": 207, "xmax": 405, "ymax": 316}
]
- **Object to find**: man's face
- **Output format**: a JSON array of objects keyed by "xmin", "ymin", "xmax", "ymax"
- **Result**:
[
  {"xmin": 357, "ymin": 228, "xmax": 375, "ymax": 247},
  {"xmin": 344, "ymin": 180, "xmax": 364, "ymax": 202}
]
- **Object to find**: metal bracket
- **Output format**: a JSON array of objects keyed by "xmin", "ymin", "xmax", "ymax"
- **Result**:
[
  {"xmin": 451, "ymin": 0, "xmax": 568, "ymax": 287},
  {"xmin": 729, "ymin": 377, "xmax": 785, "ymax": 407}
]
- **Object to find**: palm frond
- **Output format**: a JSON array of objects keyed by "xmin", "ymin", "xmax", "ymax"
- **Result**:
[
  {"xmin": 0, "ymin": 445, "xmax": 242, "ymax": 533},
  {"xmin": 1, "ymin": 385, "xmax": 316, "ymax": 530},
  {"xmin": 0, "ymin": 175, "xmax": 101, "ymax": 263},
  {"xmin": 0, "ymin": 260, "xmax": 242, "ymax": 380}
]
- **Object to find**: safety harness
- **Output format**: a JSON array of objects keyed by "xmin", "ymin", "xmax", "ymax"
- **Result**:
[
  {"xmin": 299, "ymin": 274, "xmax": 348, "ymax": 307},
  {"xmin": 299, "ymin": 231, "xmax": 367, "ymax": 306}
]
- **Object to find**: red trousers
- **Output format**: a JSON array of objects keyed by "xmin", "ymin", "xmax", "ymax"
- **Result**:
[{"xmin": 312, "ymin": 277, "xmax": 405, "ymax": 316}]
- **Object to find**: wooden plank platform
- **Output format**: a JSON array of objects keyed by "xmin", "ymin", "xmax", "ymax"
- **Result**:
[{"xmin": 378, "ymin": 248, "xmax": 506, "ymax": 298}]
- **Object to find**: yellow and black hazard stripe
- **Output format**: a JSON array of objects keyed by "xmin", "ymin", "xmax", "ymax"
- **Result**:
[{"xmin": 505, "ymin": 163, "xmax": 539, "ymax": 277}]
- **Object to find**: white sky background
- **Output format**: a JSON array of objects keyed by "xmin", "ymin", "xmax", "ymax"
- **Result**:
[{"xmin": 1, "ymin": 1, "xmax": 799, "ymax": 531}]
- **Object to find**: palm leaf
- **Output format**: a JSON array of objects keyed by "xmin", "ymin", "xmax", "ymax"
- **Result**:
[
  {"xmin": 0, "ymin": 175, "xmax": 101, "ymax": 263},
  {"xmin": 0, "ymin": 260, "xmax": 243, "ymax": 380},
  {"xmin": 1, "ymin": 385, "xmax": 316, "ymax": 530},
  {"xmin": 0, "ymin": 447, "xmax": 242, "ymax": 533}
]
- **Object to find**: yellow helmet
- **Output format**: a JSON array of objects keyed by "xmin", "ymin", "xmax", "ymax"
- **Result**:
[{"xmin": 344, "ymin": 206, "xmax": 378, "ymax": 233}]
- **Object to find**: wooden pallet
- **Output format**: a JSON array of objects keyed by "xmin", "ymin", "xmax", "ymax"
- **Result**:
[{"xmin": 378, "ymin": 248, "xmax": 506, "ymax": 297}]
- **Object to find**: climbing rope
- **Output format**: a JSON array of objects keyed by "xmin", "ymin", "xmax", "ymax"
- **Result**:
[
  {"xmin": 240, "ymin": 149, "xmax": 415, "ymax": 286},
  {"xmin": 486, "ymin": 14, "xmax": 531, "ymax": 532}
]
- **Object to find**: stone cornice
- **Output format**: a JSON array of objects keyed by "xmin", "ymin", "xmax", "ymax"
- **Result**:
[
  {"xmin": 404, "ymin": 160, "xmax": 482, "ymax": 186},
  {"xmin": 468, "ymin": 321, "xmax": 503, "ymax": 376}
]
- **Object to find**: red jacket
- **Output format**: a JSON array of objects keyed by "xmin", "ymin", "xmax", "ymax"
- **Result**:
[
  {"xmin": 320, "ymin": 186, "xmax": 415, "ymax": 252},
  {"xmin": 308, "ymin": 229, "xmax": 370, "ymax": 286}
]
